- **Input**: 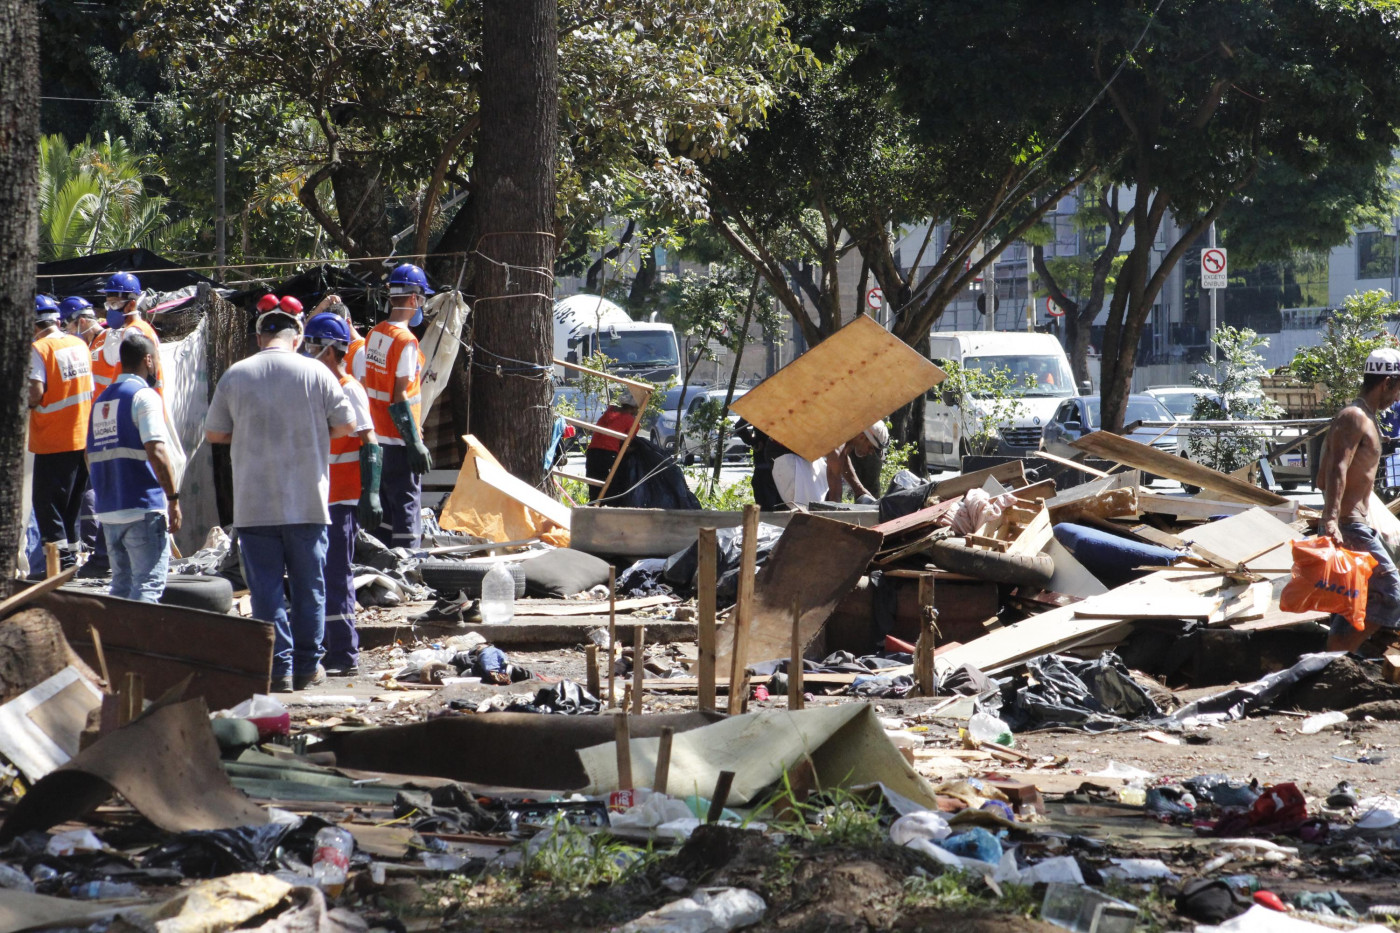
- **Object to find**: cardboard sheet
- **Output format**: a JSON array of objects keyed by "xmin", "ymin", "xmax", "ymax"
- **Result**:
[
  {"xmin": 580, "ymin": 704, "xmax": 939, "ymax": 810},
  {"xmin": 730, "ymin": 316, "xmax": 946, "ymax": 461},
  {"xmin": 440, "ymin": 435, "xmax": 570, "ymax": 546}
]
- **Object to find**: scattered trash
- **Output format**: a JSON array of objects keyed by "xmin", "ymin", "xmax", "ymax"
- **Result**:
[{"xmin": 619, "ymin": 887, "xmax": 766, "ymax": 933}]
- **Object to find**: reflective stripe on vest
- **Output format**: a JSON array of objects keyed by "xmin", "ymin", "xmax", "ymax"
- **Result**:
[
  {"xmin": 362, "ymin": 324, "xmax": 423, "ymax": 441},
  {"xmin": 30, "ymin": 333, "xmax": 94, "ymax": 454},
  {"xmin": 86, "ymin": 380, "xmax": 166, "ymax": 516},
  {"xmin": 329, "ymin": 373, "xmax": 363, "ymax": 505}
]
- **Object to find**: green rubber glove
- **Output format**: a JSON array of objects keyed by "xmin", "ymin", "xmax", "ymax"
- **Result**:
[
  {"xmin": 358, "ymin": 443, "xmax": 383, "ymax": 529},
  {"xmin": 388, "ymin": 400, "xmax": 432, "ymax": 474}
]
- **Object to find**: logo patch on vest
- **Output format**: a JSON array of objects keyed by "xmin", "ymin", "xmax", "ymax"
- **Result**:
[
  {"xmin": 92, "ymin": 401, "xmax": 119, "ymax": 442},
  {"xmin": 54, "ymin": 346, "xmax": 90, "ymax": 381},
  {"xmin": 365, "ymin": 332, "xmax": 393, "ymax": 369}
]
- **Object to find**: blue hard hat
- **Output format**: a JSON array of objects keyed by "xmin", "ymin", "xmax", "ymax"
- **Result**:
[
  {"xmin": 103, "ymin": 271, "xmax": 142, "ymax": 296},
  {"xmin": 388, "ymin": 263, "xmax": 434, "ymax": 296},
  {"xmin": 58, "ymin": 296, "xmax": 94, "ymax": 321},
  {"xmin": 304, "ymin": 312, "xmax": 352, "ymax": 346},
  {"xmin": 35, "ymin": 295, "xmax": 61, "ymax": 320}
]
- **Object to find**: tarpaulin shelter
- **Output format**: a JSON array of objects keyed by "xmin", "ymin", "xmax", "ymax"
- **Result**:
[
  {"xmin": 227, "ymin": 263, "xmax": 443, "ymax": 332},
  {"xmin": 37, "ymin": 248, "xmax": 221, "ymax": 301}
]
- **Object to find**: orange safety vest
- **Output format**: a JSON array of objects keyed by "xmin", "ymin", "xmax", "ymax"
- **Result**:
[
  {"xmin": 91, "ymin": 317, "xmax": 164, "ymax": 397},
  {"xmin": 346, "ymin": 336, "xmax": 365, "ymax": 382},
  {"xmin": 362, "ymin": 322, "xmax": 422, "ymax": 442},
  {"xmin": 30, "ymin": 332, "xmax": 95, "ymax": 454},
  {"xmin": 329, "ymin": 373, "xmax": 364, "ymax": 506}
]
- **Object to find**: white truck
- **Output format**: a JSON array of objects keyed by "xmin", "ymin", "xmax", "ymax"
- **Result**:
[
  {"xmin": 923, "ymin": 330, "xmax": 1080, "ymax": 471},
  {"xmin": 552, "ymin": 294, "xmax": 680, "ymax": 383}
]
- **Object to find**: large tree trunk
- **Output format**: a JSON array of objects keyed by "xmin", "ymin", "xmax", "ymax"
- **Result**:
[
  {"xmin": 0, "ymin": 0, "xmax": 38, "ymax": 584},
  {"xmin": 464, "ymin": 0, "xmax": 558, "ymax": 483}
]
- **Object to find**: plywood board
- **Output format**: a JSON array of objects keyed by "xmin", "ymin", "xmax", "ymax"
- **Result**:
[
  {"xmin": 1138, "ymin": 492, "xmax": 1298, "ymax": 523},
  {"xmin": 729, "ymin": 316, "xmax": 946, "ymax": 461},
  {"xmin": 1070, "ymin": 430, "xmax": 1290, "ymax": 506},
  {"xmin": 1174, "ymin": 507, "xmax": 1300, "ymax": 567},
  {"xmin": 715, "ymin": 513, "xmax": 883, "ymax": 670}
]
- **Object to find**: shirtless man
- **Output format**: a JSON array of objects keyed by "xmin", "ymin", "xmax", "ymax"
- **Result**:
[{"xmin": 1317, "ymin": 347, "xmax": 1400, "ymax": 652}]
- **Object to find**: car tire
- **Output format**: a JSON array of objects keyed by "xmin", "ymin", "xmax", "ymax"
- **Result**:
[
  {"xmin": 160, "ymin": 573, "xmax": 235, "ymax": 614},
  {"xmin": 925, "ymin": 538, "xmax": 1055, "ymax": 587},
  {"xmin": 416, "ymin": 559, "xmax": 526, "ymax": 598}
]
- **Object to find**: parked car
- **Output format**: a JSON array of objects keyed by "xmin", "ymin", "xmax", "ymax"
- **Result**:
[
  {"xmin": 1143, "ymin": 386, "xmax": 1214, "ymax": 421},
  {"xmin": 653, "ymin": 387, "xmax": 750, "ymax": 464},
  {"xmin": 1042, "ymin": 394, "xmax": 1179, "ymax": 458}
]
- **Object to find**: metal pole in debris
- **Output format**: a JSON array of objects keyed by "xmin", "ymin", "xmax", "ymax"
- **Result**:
[
  {"xmin": 788, "ymin": 597, "xmax": 804, "ymax": 711},
  {"xmin": 614, "ymin": 710, "xmax": 632, "ymax": 791},
  {"xmin": 727, "ymin": 505, "xmax": 760, "ymax": 715},
  {"xmin": 653, "ymin": 727, "xmax": 673, "ymax": 795},
  {"xmin": 631, "ymin": 624, "xmax": 645, "ymax": 716},
  {"xmin": 607, "ymin": 567, "xmax": 617, "ymax": 707},
  {"xmin": 697, "ymin": 527, "xmax": 717, "ymax": 712}
]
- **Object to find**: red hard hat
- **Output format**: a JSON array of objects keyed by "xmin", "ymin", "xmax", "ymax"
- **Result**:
[
  {"xmin": 279, "ymin": 295, "xmax": 304, "ymax": 316},
  {"xmin": 256, "ymin": 294, "xmax": 280, "ymax": 313}
]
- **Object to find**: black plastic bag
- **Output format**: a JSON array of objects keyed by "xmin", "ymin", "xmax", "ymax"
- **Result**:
[
  {"xmin": 663, "ymin": 522, "xmax": 784, "ymax": 602},
  {"xmin": 141, "ymin": 821, "xmax": 329, "ymax": 878},
  {"xmin": 600, "ymin": 436, "xmax": 700, "ymax": 510},
  {"xmin": 1004, "ymin": 651, "xmax": 1162, "ymax": 732}
]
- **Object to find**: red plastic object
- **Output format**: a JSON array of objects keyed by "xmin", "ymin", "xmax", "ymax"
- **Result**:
[
  {"xmin": 885, "ymin": 635, "xmax": 917, "ymax": 654},
  {"xmin": 248, "ymin": 712, "xmax": 290, "ymax": 740},
  {"xmin": 256, "ymin": 294, "xmax": 279, "ymax": 312},
  {"xmin": 1252, "ymin": 891, "xmax": 1287, "ymax": 912},
  {"xmin": 279, "ymin": 295, "xmax": 304, "ymax": 316},
  {"xmin": 751, "ymin": 684, "xmax": 770, "ymax": 702}
]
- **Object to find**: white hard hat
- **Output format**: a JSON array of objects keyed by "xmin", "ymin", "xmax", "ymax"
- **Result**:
[{"xmin": 1364, "ymin": 347, "xmax": 1400, "ymax": 375}]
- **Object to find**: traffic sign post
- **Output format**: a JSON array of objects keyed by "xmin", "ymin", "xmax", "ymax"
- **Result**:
[
  {"xmin": 1045, "ymin": 297, "xmax": 1064, "ymax": 317},
  {"xmin": 865, "ymin": 287, "xmax": 883, "ymax": 311},
  {"xmin": 1201, "ymin": 248, "xmax": 1228, "ymax": 289}
]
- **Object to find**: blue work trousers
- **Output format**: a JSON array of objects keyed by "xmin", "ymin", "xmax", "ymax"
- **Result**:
[{"xmin": 239, "ymin": 523, "xmax": 328, "ymax": 679}]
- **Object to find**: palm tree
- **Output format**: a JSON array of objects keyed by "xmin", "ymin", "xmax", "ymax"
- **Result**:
[{"xmin": 37, "ymin": 132, "xmax": 197, "ymax": 261}]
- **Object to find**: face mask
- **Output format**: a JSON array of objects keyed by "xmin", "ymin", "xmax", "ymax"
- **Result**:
[
  {"xmin": 105, "ymin": 301, "xmax": 126, "ymax": 329},
  {"xmin": 410, "ymin": 304, "xmax": 424, "ymax": 328}
]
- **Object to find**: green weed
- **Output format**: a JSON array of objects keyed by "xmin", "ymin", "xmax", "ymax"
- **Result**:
[{"xmin": 517, "ymin": 816, "xmax": 656, "ymax": 893}]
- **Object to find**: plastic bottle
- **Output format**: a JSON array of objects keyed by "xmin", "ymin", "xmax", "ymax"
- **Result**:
[
  {"xmin": 311, "ymin": 826, "xmax": 354, "ymax": 897},
  {"xmin": 70, "ymin": 880, "xmax": 142, "ymax": 899},
  {"xmin": 1118, "ymin": 782, "xmax": 1147, "ymax": 806},
  {"xmin": 480, "ymin": 562, "xmax": 516, "ymax": 624}
]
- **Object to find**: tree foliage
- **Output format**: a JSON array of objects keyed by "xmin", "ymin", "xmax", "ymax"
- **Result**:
[
  {"xmin": 1186, "ymin": 326, "xmax": 1281, "ymax": 474},
  {"xmin": 1289, "ymin": 289, "xmax": 1400, "ymax": 415},
  {"xmin": 37, "ymin": 132, "xmax": 194, "ymax": 260}
]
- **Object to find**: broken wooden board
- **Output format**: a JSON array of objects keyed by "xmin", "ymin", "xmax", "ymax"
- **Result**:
[
  {"xmin": 715, "ymin": 513, "xmax": 883, "ymax": 670},
  {"xmin": 729, "ymin": 316, "xmax": 946, "ymax": 461},
  {"xmin": 1071, "ymin": 580, "xmax": 1269, "ymax": 624},
  {"xmin": 41, "ymin": 589, "xmax": 273, "ymax": 711},
  {"xmin": 474, "ymin": 451, "xmax": 571, "ymax": 529},
  {"xmin": 569, "ymin": 505, "xmax": 879, "ymax": 558},
  {"xmin": 1138, "ymin": 492, "xmax": 1299, "ymax": 524},
  {"xmin": 1070, "ymin": 431, "xmax": 1291, "ymax": 506},
  {"xmin": 937, "ymin": 575, "xmax": 1206, "ymax": 674},
  {"xmin": 1046, "ymin": 472, "xmax": 1141, "ymax": 524},
  {"xmin": 513, "ymin": 596, "xmax": 675, "ymax": 617},
  {"xmin": 0, "ymin": 667, "xmax": 102, "ymax": 783},
  {"xmin": 873, "ymin": 498, "xmax": 961, "ymax": 539},
  {"xmin": 928, "ymin": 461, "xmax": 1027, "ymax": 500},
  {"xmin": 1174, "ymin": 507, "xmax": 1301, "ymax": 567}
]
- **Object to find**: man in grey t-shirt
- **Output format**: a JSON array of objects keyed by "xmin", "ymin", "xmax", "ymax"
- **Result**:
[{"xmin": 207, "ymin": 307, "xmax": 356, "ymax": 692}]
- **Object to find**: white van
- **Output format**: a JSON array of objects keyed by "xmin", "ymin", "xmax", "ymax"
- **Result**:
[{"xmin": 924, "ymin": 331, "xmax": 1078, "ymax": 471}]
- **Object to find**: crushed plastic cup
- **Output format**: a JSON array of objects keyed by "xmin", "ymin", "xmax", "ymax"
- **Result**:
[{"xmin": 1041, "ymin": 883, "xmax": 1139, "ymax": 933}]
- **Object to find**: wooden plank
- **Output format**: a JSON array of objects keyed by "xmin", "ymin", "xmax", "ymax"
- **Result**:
[
  {"xmin": 730, "ymin": 315, "xmax": 946, "ymax": 461},
  {"xmin": 0, "ymin": 566, "xmax": 78, "ymax": 621},
  {"xmin": 1138, "ymin": 492, "xmax": 1298, "ymax": 523},
  {"xmin": 474, "ymin": 452, "xmax": 572, "ymax": 529},
  {"xmin": 569, "ymin": 506, "xmax": 880, "ymax": 558},
  {"xmin": 1005, "ymin": 503, "xmax": 1052, "ymax": 557},
  {"xmin": 1174, "ymin": 508, "xmax": 1301, "ymax": 567},
  {"xmin": 1035, "ymin": 449, "xmax": 1112, "ymax": 478},
  {"xmin": 1070, "ymin": 430, "xmax": 1290, "ymax": 506},
  {"xmin": 872, "ymin": 498, "xmax": 961, "ymax": 537},
  {"xmin": 513, "ymin": 596, "xmax": 674, "ymax": 617},
  {"xmin": 929, "ymin": 460, "xmax": 1027, "ymax": 500},
  {"xmin": 726, "ymin": 506, "xmax": 760, "ymax": 715},
  {"xmin": 716, "ymin": 512, "xmax": 884, "ymax": 673},
  {"xmin": 697, "ymin": 528, "xmax": 718, "ymax": 713}
]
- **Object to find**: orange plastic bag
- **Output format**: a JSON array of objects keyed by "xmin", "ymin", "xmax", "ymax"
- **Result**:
[{"xmin": 1279, "ymin": 537, "xmax": 1378, "ymax": 630}]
